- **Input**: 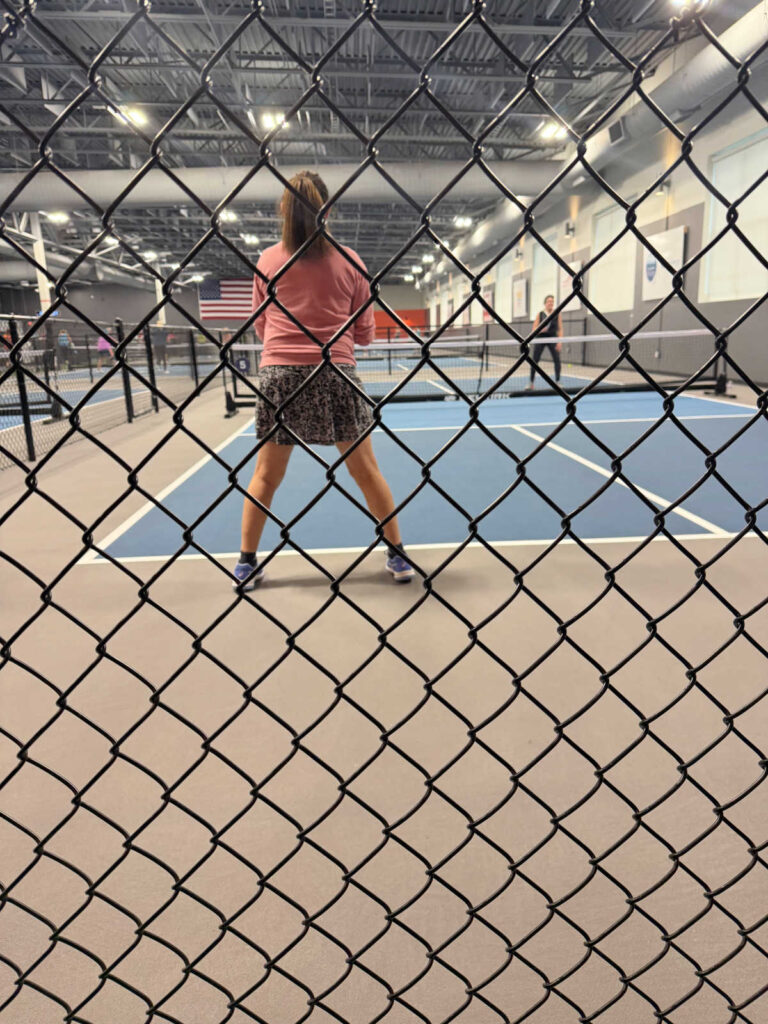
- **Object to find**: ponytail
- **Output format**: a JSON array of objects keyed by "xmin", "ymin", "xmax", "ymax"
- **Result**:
[{"xmin": 281, "ymin": 171, "xmax": 330, "ymax": 257}]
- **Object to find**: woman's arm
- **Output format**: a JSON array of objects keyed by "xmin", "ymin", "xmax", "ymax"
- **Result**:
[
  {"xmin": 351, "ymin": 259, "xmax": 376, "ymax": 348},
  {"xmin": 251, "ymin": 268, "xmax": 270, "ymax": 342},
  {"xmin": 556, "ymin": 313, "xmax": 563, "ymax": 351}
]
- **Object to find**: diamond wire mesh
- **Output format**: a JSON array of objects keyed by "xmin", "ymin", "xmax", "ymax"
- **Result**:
[{"xmin": 1, "ymin": 1, "xmax": 767, "ymax": 1022}]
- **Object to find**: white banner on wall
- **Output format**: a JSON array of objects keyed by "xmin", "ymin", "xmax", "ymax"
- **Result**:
[
  {"xmin": 642, "ymin": 226, "xmax": 686, "ymax": 301},
  {"xmin": 512, "ymin": 277, "xmax": 528, "ymax": 319},
  {"xmin": 559, "ymin": 260, "xmax": 582, "ymax": 310},
  {"xmin": 481, "ymin": 284, "xmax": 495, "ymax": 322}
]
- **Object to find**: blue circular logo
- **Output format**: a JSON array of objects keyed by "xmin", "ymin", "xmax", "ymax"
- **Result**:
[{"xmin": 646, "ymin": 256, "xmax": 657, "ymax": 282}]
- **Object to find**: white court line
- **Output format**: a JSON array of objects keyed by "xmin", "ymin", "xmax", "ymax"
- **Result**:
[
  {"xmin": 80, "ymin": 532, "xmax": 756, "ymax": 566},
  {"xmin": 78, "ymin": 418, "xmax": 253, "ymax": 566},
  {"xmin": 395, "ymin": 363, "xmax": 454, "ymax": 395},
  {"xmin": 509, "ymin": 422, "xmax": 728, "ymax": 537},
  {"xmin": 673, "ymin": 390, "xmax": 760, "ymax": 412},
  {"xmin": 235, "ymin": 412, "xmax": 753, "ymax": 438}
]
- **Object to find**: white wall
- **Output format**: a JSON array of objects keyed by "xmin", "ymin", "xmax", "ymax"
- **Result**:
[
  {"xmin": 425, "ymin": 101, "xmax": 768, "ymax": 320},
  {"xmin": 376, "ymin": 284, "xmax": 423, "ymax": 310}
]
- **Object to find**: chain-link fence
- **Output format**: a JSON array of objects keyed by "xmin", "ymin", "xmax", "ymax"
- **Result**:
[
  {"xmin": 1, "ymin": 2, "xmax": 767, "ymax": 1022},
  {"xmin": 0, "ymin": 314, "xmax": 238, "ymax": 466}
]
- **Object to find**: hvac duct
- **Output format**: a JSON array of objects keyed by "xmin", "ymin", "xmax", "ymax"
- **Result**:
[
  {"xmin": 457, "ymin": 2, "xmax": 768, "ymax": 263},
  {"xmin": 0, "ymin": 161, "xmax": 561, "ymax": 212}
]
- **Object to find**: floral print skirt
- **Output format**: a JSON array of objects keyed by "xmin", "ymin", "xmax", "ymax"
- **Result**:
[{"xmin": 254, "ymin": 363, "xmax": 374, "ymax": 446}]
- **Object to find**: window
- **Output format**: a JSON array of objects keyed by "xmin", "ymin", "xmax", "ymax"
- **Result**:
[
  {"xmin": 700, "ymin": 132, "xmax": 768, "ymax": 302},
  {"xmin": 531, "ymin": 234, "xmax": 558, "ymax": 318},
  {"xmin": 589, "ymin": 204, "xmax": 637, "ymax": 312}
]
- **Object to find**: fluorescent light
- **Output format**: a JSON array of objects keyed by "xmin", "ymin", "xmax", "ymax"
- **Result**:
[
  {"xmin": 540, "ymin": 120, "xmax": 568, "ymax": 140},
  {"xmin": 111, "ymin": 106, "xmax": 148, "ymax": 128},
  {"xmin": 403, "ymin": 274, "xmax": 415, "ymax": 282},
  {"xmin": 240, "ymin": 233, "xmax": 260, "ymax": 246},
  {"xmin": 410, "ymin": 265, "xmax": 423, "ymax": 273},
  {"xmin": 141, "ymin": 250, "xmax": 158, "ymax": 261},
  {"xmin": 46, "ymin": 211, "xmax": 70, "ymax": 224},
  {"xmin": 188, "ymin": 273, "xmax": 205, "ymax": 283},
  {"xmin": 453, "ymin": 215, "xmax": 473, "ymax": 228},
  {"xmin": 262, "ymin": 112, "xmax": 286, "ymax": 130},
  {"xmin": 219, "ymin": 209, "xmax": 238, "ymax": 222},
  {"xmin": 422, "ymin": 254, "xmax": 435, "ymax": 263}
]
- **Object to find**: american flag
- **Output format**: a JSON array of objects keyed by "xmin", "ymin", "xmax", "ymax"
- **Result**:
[{"xmin": 198, "ymin": 278, "xmax": 253, "ymax": 320}]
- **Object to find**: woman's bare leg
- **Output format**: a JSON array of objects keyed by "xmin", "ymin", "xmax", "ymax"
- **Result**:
[
  {"xmin": 240, "ymin": 441, "xmax": 293, "ymax": 555},
  {"xmin": 336, "ymin": 436, "xmax": 403, "ymax": 549}
]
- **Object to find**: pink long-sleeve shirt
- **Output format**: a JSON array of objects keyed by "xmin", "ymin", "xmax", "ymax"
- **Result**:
[{"xmin": 252, "ymin": 242, "xmax": 376, "ymax": 366}]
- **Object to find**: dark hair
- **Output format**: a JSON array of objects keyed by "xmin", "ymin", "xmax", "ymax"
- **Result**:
[
  {"xmin": 544, "ymin": 294, "xmax": 555, "ymax": 303},
  {"xmin": 281, "ymin": 170, "xmax": 330, "ymax": 257}
]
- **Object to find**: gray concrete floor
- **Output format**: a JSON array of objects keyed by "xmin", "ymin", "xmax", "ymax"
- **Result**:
[{"xmin": 1, "ymin": 388, "xmax": 767, "ymax": 1024}]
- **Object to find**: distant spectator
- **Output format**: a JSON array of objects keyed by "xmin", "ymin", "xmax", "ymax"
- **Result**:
[
  {"xmin": 96, "ymin": 335, "xmax": 113, "ymax": 371},
  {"xmin": 153, "ymin": 330, "xmax": 170, "ymax": 373},
  {"xmin": 56, "ymin": 328, "xmax": 72, "ymax": 371}
]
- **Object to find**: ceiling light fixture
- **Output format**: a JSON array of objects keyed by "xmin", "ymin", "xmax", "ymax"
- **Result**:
[
  {"xmin": 540, "ymin": 120, "xmax": 568, "ymax": 141},
  {"xmin": 219, "ymin": 210, "xmax": 238, "ymax": 222},
  {"xmin": 45, "ymin": 211, "xmax": 70, "ymax": 224},
  {"xmin": 262, "ymin": 112, "xmax": 287, "ymax": 130},
  {"xmin": 111, "ymin": 106, "xmax": 148, "ymax": 128},
  {"xmin": 240, "ymin": 233, "xmax": 260, "ymax": 246}
]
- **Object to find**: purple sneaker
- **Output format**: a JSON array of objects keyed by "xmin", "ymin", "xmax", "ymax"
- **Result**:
[
  {"xmin": 232, "ymin": 561, "xmax": 265, "ymax": 591},
  {"xmin": 386, "ymin": 554, "xmax": 414, "ymax": 583}
]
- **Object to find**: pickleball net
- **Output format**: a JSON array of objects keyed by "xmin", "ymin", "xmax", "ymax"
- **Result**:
[{"xmin": 226, "ymin": 328, "xmax": 722, "ymax": 406}]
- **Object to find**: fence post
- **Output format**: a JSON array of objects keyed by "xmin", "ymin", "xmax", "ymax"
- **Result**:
[
  {"xmin": 9, "ymin": 319, "xmax": 36, "ymax": 462},
  {"xmin": 114, "ymin": 318, "xmax": 134, "ymax": 424},
  {"xmin": 143, "ymin": 323, "xmax": 159, "ymax": 413},
  {"xmin": 188, "ymin": 328, "xmax": 199, "ymax": 388}
]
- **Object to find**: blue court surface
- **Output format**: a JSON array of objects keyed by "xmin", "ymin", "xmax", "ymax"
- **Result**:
[
  {"xmin": 88, "ymin": 391, "xmax": 765, "ymax": 563},
  {"xmin": 0, "ymin": 368, "xmax": 164, "ymax": 429}
]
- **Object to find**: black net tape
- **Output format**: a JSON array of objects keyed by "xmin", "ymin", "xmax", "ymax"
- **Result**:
[{"xmin": 1, "ymin": 2, "xmax": 767, "ymax": 1022}]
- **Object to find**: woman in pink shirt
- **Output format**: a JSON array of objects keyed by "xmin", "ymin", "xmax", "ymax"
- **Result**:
[{"xmin": 233, "ymin": 170, "xmax": 414, "ymax": 589}]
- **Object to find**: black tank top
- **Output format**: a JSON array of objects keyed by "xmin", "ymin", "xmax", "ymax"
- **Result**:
[{"xmin": 538, "ymin": 310, "xmax": 558, "ymax": 337}]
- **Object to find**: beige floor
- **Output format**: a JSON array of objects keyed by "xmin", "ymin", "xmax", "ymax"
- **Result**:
[{"xmin": 1, "ymin": 388, "xmax": 767, "ymax": 1024}]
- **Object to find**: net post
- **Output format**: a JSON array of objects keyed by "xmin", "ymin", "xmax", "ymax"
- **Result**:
[
  {"xmin": 143, "ymin": 323, "xmax": 159, "ymax": 413},
  {"xmin": 188, "ymin": 328, "xmax": 199, "ymax": 388},
  {"xmin": 44, "ymin": 319, "xmax": 63, "ymax": 420},
  {"xmin": 9, "ymin": 318, "xmax": 36, "ymax": 462},
  {"xmin": 115, "ymin": 318, "xmax": 134, "ymax": 423}
]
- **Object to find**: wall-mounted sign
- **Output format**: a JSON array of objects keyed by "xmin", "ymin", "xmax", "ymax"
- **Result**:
[{"xmin": 642, "ymin": 226, "xmax": 686, "ymax": 301}]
